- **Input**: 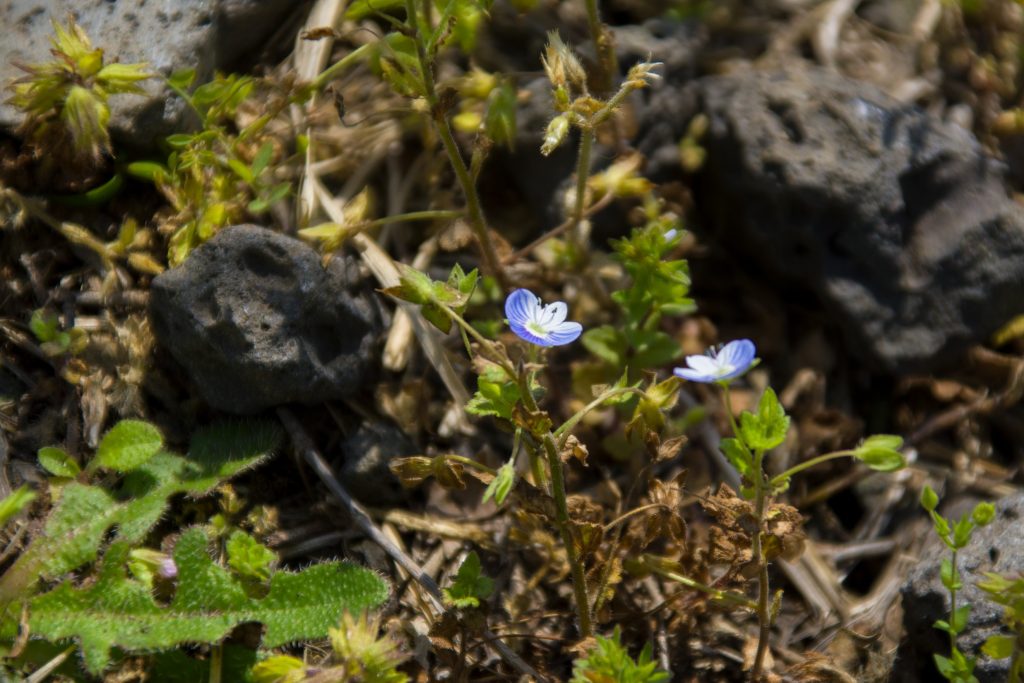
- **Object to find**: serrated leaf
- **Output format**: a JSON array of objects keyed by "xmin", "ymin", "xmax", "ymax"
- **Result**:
[
  {"xmin": 92, "ymin": 419, "xmax": 163, "ymax": 472},
  {"xmin": 0, "ymin": 420, "xmax": 282, "ymax": 606},
  {"xmin": 738, "ymin": 388, "xmax": 789, "ymax": 451},
  {"xmin": 443, "ymin": 551, "xmax": 493, "ymax": 608},
  {"xmin": 465, "ymin": 370, "xmax": 520, "ymax": 421},
  {"xmin": 719, "ymin": 438, "xmax": 753, "ymax": 479},
  {"xmin": 38, "ymin": 446, "xmax": 80, "ymax": 477},
  {"xmin": 29, "ymin": 528, "xmax": 388, "ymax": 674},
  {"xmin": 227, "ymin": 530, "xmax": 276, "ymax": 581}
]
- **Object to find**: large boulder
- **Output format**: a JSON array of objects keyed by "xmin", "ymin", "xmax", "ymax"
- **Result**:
[
  {"xmin": 149, "ymin": 225, "xmax": 381, "ymax": 413},
  {"xmin": 638, "ymin": 67, "xmax": 1024, "ymax": 373}
]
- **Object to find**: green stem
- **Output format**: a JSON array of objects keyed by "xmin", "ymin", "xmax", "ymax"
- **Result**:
[
  {"xmin": 582, "ymin": 0, "xmax": 614, "ymax": 95},
  {"xmin": 444, "ymin": 454, "xmax": 497, "ymax": 477},
  {"xmin": 542, "ymin": 432, "xmax": 592, "ymax": 638},
  {"xmin": 360, "ymin": 209, "xmax": 464, "ymax": 230},
  {"xmin": 403, "ymin": 0, "xmax": 504, "ymax": 283},
  {"xmin": 554, "ymin": 386, "xmax": 644, "ymax": 444},
  {"xmin": 721, "ymin": 384, "xmax": 771, "ymax": 681},
  {"xmin": 949, "ymin": 548, "xmax": 959, "ymax": 658},
  {"xmin": 750, "ymin": 446, "xmax": 771, "ymax": 682},
  {"xmin": 569, "ymin": 128, "xmax": 594, "ymax": 250},
  {"xmin": 768, "ymin": 450, "xmax": 857, "ymax": 490},
  {"xmin": 649, "ymin": 563, "xmax": 758, "ymax": 610},
  {"xmin": 310, "ymin": 43, "xmax": 374, "ymax": 92}
]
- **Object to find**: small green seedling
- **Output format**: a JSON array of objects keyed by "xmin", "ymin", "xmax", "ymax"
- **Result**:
[
  {"xmin": 571, "ymin": 626, "xmax": 668, "ymax": 683},
  {"xmin": 921, "ymin": 485, "xmax": 996, "ymax": 683}
]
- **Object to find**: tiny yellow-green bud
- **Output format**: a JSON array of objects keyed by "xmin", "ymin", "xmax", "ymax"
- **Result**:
[{"xmin": 541, "ymin": 114, "xmax": 570, "ymax": 156}]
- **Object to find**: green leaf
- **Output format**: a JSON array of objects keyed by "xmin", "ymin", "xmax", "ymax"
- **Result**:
[
  {"xmin": 982, "ymin": 634, "xmax": 1015, "ymax": 660},
  {"xmin": 0, "ymin": 485, "xmax": 36, "ymax": 527},
  {"xmin": 950, "ymin": 604, "xmax": 971, "ymax": 634},
  {"xmin": 940, "ymin": 558, "xmax": 962, "ymax": 592},
  {"xmin": 29, "ymin": 309, "xmax": 61, "ymax": 343},
  {"xmin": 443, "ymin": 551, "xmax": 493, "ymax": 608},
  {"xmin": 346, "ymin": 0, "xmax": 404, "ymax": 20},
  {"xmin": 482, "ymin": 462, "xmax": 515, "ymax": 506},
  {"xmin": 226, "ymin": 530, "xmax": 276, "ymax": 581},
  {"xmin": 719, "ymin": 438, "xmax": 753, "ymax": 480},
  {"xmin": 934, "ymin": 653, "xmax": 954, "ymax": 678},
  {"xmin": 29, "ymin": 528, "xmax": 388, "ymax": 674},
  {"xmin": 38, "ymin": 446, "xmax": 80, "ymax": 477},
  {"xmin": 952, "ymin": 515, "xmax": 975, "ymax": 550},
  {"xmin": 582, "ymin": 326, "xmax": 624, "ymax": 367},
  {"xmin": 251, "ymin": 141, "xmax": 274, "ymax": 177},
  {"xmin": 92, "ymin": 420, "xmax": 163, "ymax": 472},
  {"xmin": 465, "ymin": 365, "xmax": 520, "ymax": 421},
  {"xmin": 167, "ymin": 68, "xmax": 196, "ymax": 91},
  {"xmin": 629, "ymin": 330, "xmax": 683, "ymax": 369},
  {"xmin": 484, "ymin": 81, "xmax": 517, "ymax": 150},
  {"xmin": 738, "ymin": 388, "xmax": 789, "ymax": 451},
  {"xmin": 0, "ymin": 420, "xmax": 281, "ymax": 605}
]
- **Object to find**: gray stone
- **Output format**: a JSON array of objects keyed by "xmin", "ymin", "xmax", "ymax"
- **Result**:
[
  {"xmin": 149, "ymin": 225, "xmax": 380, "ymax": 414},
  {"xmin": 339, "ymin": 421, "xmax": 416, "ymax": 506},
  {"xmin": 638, "ymin": 67, "xmax": 1024, "ymax": 373},
  {"xmin": 0, "ymin": 0, "xmax": 295, "ymax": 147},
  {"xmin": 894, "ymin": 494, "xmax": 1024, "ymax": 683}
]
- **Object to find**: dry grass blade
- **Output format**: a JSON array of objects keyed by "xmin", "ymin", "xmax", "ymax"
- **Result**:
[{"xmin": 275, "ymin": 407, "xmax": 542, "ymax": 681}]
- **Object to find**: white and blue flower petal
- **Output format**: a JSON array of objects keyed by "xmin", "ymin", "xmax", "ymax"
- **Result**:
[
  {"xmin": 504, "ymin": 288, "xmax": 582, "ymax": 347},
  {"xmin": 673, "ymin": 339, "xmax": 757, "ymax": 384}
]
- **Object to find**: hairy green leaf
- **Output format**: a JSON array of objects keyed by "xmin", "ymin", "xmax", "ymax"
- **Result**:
[
  {"xmin": 92, "ymin": 420, "xmax": 163, "ymax": 472},
  {"xmin": 29, "ymin": 528, "xmax": 388, "ymax": 674}
]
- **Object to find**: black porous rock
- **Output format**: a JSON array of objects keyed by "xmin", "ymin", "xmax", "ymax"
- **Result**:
[
  {"xmin": 893, "ymin": 493, "xmax": 1024, "ymax": 683},
  {"xmin": 339, "ymin": 421, "xmax": 415, "ymax": 506},
  {"xmin": 638, "ymin": 67, "xmax": 1024, "ymax": 374},
  {"xmin": 149, "ymin": 225, "xmax": 380, "ymax": 414}
]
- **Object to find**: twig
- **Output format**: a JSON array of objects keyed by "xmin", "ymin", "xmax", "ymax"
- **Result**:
[{"xmin": 275, "ymin": 407, "xmax": 544, "ymax": 681}]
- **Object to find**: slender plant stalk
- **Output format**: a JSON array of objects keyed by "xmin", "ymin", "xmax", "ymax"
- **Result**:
[
  {"xmin": 542, "ymin": 432, "xmax": 593, "ymax": 637},
  {"xmin": 582, "ymin": 0, "xmax": 614, "ymax": 95},
  {"xmin": 403, "ymin": 0, "xmax": 505, "ymax": 284},
  {"xmin": 721, "ymin": 385, "xmax": 772, "ymax": 681},
  {"xmin": 949, "ymin": 548, "xmax": 960, "ymax": 658},
  {"xmin": 444, "ymin": 304, "xmax": 591, "ymax": 636},
  {"xmin": 569, "ymin": 128, "xmax": 594, "ymax": 250},
  {"xmin": 768, "ymin": 450, "xmax": 857, "ymax": 488}
]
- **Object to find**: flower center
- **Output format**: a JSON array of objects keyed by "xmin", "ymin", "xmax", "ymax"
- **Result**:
[
  {"xmin": 712, "ymin": 362, "xmax": 735, "ymax": 377},
  {"xmin": 526, "ymin": 321, "xmax": 549, "ymax": 338}
]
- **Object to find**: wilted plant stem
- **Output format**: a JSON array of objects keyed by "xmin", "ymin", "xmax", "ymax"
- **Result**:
[{"xmin": 404, "ymin": 0, "xmax": 505, "ymax": 284}]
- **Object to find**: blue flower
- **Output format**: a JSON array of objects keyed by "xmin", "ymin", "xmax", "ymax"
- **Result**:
[
  {"xmin": 673, "ymin": 339, "xmax": 756, "ymax": 383},
  {"xmin": 505, "ymin": 288, "xmax": 582, "ymax": 347}
]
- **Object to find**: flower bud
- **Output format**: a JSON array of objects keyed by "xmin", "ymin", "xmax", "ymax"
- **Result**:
[
  {"xmin": 541, "ymin": 114, "xmax": 570, "ymax": 156},
  {"xmin": 542, "ymin": 31, "xmax": 587, "ymax": 95}
]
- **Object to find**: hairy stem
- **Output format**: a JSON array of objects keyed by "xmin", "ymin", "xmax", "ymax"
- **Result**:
[
  {"xmin": 404, "ymin": 0, "xmax": 505, "ymax": 283},
  {"xmin": 721, "ymin": 384, "xmax": 771, "ymax": 680},
  {"xmin": 569, "ymin": 128, "xmax": 594, "ymax": 251},
  {"xmin": 582, "ymin": 0, "xmax": 614, "ymax": 95},
  {"xmin": 542, "ymin": 432, "xmax": 592, "ymax": 637}
]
